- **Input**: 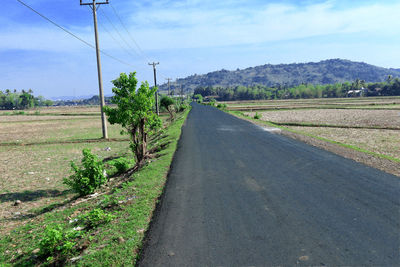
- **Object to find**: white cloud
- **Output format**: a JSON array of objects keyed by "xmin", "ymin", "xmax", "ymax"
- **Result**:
[
  {"xmin": 2, "ymin": 1, "xmax": 399, "ymax": 52},
  {"xmin": 121, "ymin": 0, "xmax": 400, "ymax": 50}
]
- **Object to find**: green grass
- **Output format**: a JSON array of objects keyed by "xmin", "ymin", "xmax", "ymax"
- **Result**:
[
  {"xmin": 228, "ymin": 110, "xmax": 400, "ymax": 163},
  {"xmin": 0, "ymin": 108, "xmax": 191, "ymax": 266}
]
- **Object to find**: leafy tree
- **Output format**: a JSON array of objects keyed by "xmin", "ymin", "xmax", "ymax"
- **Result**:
[
  {"xmin": 104, "ymin": 72, "xmax": 161, "ymax": 164},
  {"xmin": 160, "ymin": 95, "xmax": 175, "ymax": 119},
  {"xmin": 193, "ymin": 94, "xmax": 203, "ymax": 103}
]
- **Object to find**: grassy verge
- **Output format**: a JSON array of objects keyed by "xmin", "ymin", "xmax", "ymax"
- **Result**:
[
  {"xmin": 227, "ymin": 110, "xmax": 400, "ymax": 163},
  {"xmin": 0, "ymin": 108, "xmax": 191, "ymax": 266}
]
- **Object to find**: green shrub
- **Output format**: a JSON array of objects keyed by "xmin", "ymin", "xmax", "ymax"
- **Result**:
[
  {"xmin": 39, "ymin": 224, "xmax": 81, "ymax": 258},
  {"xmin": 179, "ymin": 104, "xmax": 188, "ymax": 112},
  {"xmin": 64, "ymin": 149, "xmax": 106, "ymax": 196},
  {"xmin": 217, "ymin": 103, "xmax": 227, "ymax": 109},
  {"xmin": 79, "ymin": 208, "xmax": 115, "ymax": 229},
  {"xmin": 99, "ymin": 194, "xmax": 121, "ymax": 209},
  {"xmin": 194, "ymin": 94, "xmax": 203, "ymax": 103},
  {"xmin": 254, "ymin": 112, "xmax": 261, "ymax": 119},
  {"xmin": 109, "ymin": 157, "xmax": 133, "ymax": 173}
]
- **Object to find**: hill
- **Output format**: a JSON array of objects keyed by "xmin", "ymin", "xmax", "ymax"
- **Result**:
[{"xmin": 158, "ymin": 59, "xmax": 400, "ymax": 93}]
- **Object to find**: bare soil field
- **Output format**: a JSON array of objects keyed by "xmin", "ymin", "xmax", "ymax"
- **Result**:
[
  {"xmin": 226, "ymin": 97, "xmax": 400, "ymax": 177},
  {"xmin": 287, "ymin": 126, "xmax": 400, "ymax": 160},
  {"xmin": 246, "ymin": 109, "xmax": 400, "ymax": 129},
  {"xmin": 226, "ymin": 96, "xmax": 400, "ymax": 110},
  {"xmin": 0, "ymin": 106, "xmax": 100, "ymax": 115},
  {"xmin": 0, "ymin": 116, "xmax": 123, "ymax": 144},
  {"xmin": 0, "ymin": 107, "xmax": 131, "ymax": 235}
]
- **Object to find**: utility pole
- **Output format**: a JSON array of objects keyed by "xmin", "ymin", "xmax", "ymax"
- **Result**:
[
  {"xmin": 148, "ymin": 62, "xmax": 160, "ymax": 115},
  {"xmin": 165, "ymin": 78, "xmax": 172, "ymax": 96},
  {"xmin": 80, "ymin": 0, "xmax": 108, "ymax": 139},
  {"xmin": 180, "ymin": 85, "xmax": 184, "ymax": 104}
]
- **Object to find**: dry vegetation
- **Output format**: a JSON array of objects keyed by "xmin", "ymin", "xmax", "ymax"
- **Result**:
[
  {"xmin": 227, "ymin": 96, "xmax": 400, "ymax": 110},
  {"xmin": 224, "ymin": 97, "xmax": 400, "ymax": 176},
  {"xmin": 0, "ymin": 107, "xmax": 131, "ymax": 235},
  {"xmin": 249, "ymin": 109, "xmax": 400, "ymax": 129}
]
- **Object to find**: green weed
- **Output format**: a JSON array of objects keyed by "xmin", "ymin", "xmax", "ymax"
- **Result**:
[{"xmin": 63, "ymin": 148, "xmax": 106, "ymax": 196}]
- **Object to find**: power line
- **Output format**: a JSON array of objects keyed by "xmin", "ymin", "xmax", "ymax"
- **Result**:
[
  {"xmin": 109, "ymin": 3, "xmax": 148, "ymax": 60},
  {"xmin": 96, "ymin": 10, "xmax": 137, "ymax": 61},
  {"xmin": 98, "ymin": 8, "xmax": 141, "ymax": 58},
  {"xmin": 15, "ymin": 0, "xmax": 134, "ymax": 68},
  {"xmin": 108, "ymin": 2, "xmax": 173, "ymax": 82}
]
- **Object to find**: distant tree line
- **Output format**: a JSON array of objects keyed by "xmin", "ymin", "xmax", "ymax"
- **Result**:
[
  {"xmin": 193, "ymin": 78, "xmax": 400, "ymax": 101},
  {"xmin": 53, "ymin": 95, "xmax": 113, "ymax": 106},
  {"xmin": 0, "ymin": 89, "xmax": 53, "ymax": 110}
]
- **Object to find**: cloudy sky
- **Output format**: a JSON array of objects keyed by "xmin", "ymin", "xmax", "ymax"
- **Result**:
[{"xmin": 1, "ymin": 0, "xmax": 400, "ymax": 98}]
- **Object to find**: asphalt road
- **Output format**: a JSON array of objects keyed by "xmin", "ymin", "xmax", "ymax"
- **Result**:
[{"xmin": 139, "ymin": 103, "xmax": 400, "ymax": 266}]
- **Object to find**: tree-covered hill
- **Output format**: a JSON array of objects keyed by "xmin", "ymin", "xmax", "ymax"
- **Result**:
[{"xmin": 158, "ymin": 59, "xmax": 400, "ymax": 93}]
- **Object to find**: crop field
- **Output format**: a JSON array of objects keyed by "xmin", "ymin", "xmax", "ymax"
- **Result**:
[
  {"xmin": 0, "ymin": 107, "xmax": 132, "ymax": 235},
  {"xmin": 226, "ymin": 96, "xmax": 400, "ymax": 111},
  {"xmin": 223, "ymin": 97, "xmax": 400, "ymax": 176}
]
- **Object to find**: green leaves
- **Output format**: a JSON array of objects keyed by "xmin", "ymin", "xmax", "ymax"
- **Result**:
[
  {"xmin": 78, "ymin": 208, "xmax": 115, "ymax": 229},
  {"xmin": 63, "ymin": 148, "xmax": 106, "ymax": 196},
  {"xmin": 104, "ymin": 72, "xmax": 162, "ymax": 163},
  {"xmin": 39, "ymin": 224, "xmax": 81, "ymax": 258}
]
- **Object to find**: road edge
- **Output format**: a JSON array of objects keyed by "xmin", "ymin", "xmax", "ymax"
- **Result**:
[{"xmin": 224, "ymin": 108, "xmax": 400, "ymax": 177}]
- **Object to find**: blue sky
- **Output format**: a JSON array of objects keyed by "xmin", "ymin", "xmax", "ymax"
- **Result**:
[{"xmin": 1, "ymin": 0, "xmax": 400, "ymax": 98}]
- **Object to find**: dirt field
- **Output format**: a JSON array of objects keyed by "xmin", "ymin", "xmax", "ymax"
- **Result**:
[
  {"xmin": 224, "ymin": 97, "xmax": 400, "ymax": 177},
  {"xmin": 247, "ymin": 109, "xmax": 400, "ymax": 129},
  {"xmin": 0, "ymin": 107, "xmax": 131, "ymax": 235},
  {"xmin": 227, "ymin": 96, "xmax": 400, "ymax": 111}
]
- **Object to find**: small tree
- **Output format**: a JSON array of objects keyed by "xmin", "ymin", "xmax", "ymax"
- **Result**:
[
  {"xmin": 104, "ymin": 72, "xmax": 161, "ymax": 164},
  {"xmin": 194, "ymin": 94, "xmax": 203, "ymax": 103},
  {"xmin": 63, "ymin": 149, "xmax": 106, "ymax": 196},
  {"xmin": 160, "ymin": 95, "xmax": 175, "ymax": 119}
]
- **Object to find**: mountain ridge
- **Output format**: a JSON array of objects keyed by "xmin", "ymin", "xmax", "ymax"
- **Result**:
[{"xmin": 158, "ymin": 59, "xmax": 400, "ymax": 93}]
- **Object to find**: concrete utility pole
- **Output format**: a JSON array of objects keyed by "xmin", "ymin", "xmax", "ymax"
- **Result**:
[
  {"xmin": 165, "ymin": 78, "xmax": 172, "ymax": 96},
  {"xmin": 148, "ymin": 62, "xmax": 160, "ymax": 115},
  {"xmin": 80, "ymin": 0, "xmax": 108, "ymax": 139},
  {"xmin": 180, "ymin": 85, "xmax": 184, "ymax": 104}
]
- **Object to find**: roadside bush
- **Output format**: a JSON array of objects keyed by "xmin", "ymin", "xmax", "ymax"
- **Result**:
[
  {"xmin": 160, "ymin": 96, "xmax": 176, "ymax": 119},
  {"xmin": 64, "ymin": 149, "xmax": 106, "ymax": 196},
  {"xmin": 109, "ymin": 157, "xmax": 133, "ymax": 174},
  {"xmin": 217, "ymin": 103, "xmax": 227, "ymax": 109},
  {"xmin": 254, "ymin": 112, "xmax": 261, "ymax": 119},
  {"xmin": 39, "ymin": 224, "xmax": 81, "ymax": 259},
  {"xmin": 99, "ymin": 194, "xmax": 121, "ymax": 209},
  {"xmin": 194, "ymin": 94, "xmax": 203, "ymax": 103},
  {"xmin": 79, "ymin": 208, "xmax": 115, "ymax": 229},
  {"xmin": 179, "ymin": 104, "xmax": 188, "ymax": 112}
]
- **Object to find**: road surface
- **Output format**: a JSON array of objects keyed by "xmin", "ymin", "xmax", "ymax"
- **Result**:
[{"xmin": 139, "ymin": 103, "xmax": 400, "ymax": 266}]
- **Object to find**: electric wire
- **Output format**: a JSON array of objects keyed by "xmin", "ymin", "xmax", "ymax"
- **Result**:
[
  {"xmin": 108, "ymin": 3, "xmax": 171, "ymax": 81},
  {"xmin": 15, "ymin": 0, "xmax": 135, "ymax": 67},
  {"xmin": 98, "ymin": 8, "xmax": 141, "ymax": 58},
  {"xmin": 109, "ymin": 3, "xmax": 148, "ymax": 60}
]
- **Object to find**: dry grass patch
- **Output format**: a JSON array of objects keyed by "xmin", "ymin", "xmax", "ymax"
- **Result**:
[
  {"xmin": 0, "ymin": 106, "xmax": 134, "ymax": 235},
  {"xmin": 287, "ymin": 126, "xmax": 400, "ymax": 160},
  {"xmin": 0, "ymin": 117, "xmax": 124, "ymax": 144},
  {"xmin": 0, "ymin": 141, "xmax": 131, "ymax": 235},
  {"xmin": 225, "ymin": 97, "xmax": 400, "ymax": 110},
  {"xmin": 247, "ymin": 109, "xmax": 400, "ymax": 128}
]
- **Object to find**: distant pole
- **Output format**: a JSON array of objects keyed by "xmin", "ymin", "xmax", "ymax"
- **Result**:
[
  {"xmin": 166, "ymin": 78, "xmax": 172, "ymax": 96},
  {"xmin": 148, "ymin": 62, "xmax": 160, "ymax": 115},
  {"xmin": 180, "ymin": 85, "xmax": 184, "ymax": 104},
  {"xmin": 80, "ymin": 0, "xmax": 109, "ymax": 139}
]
